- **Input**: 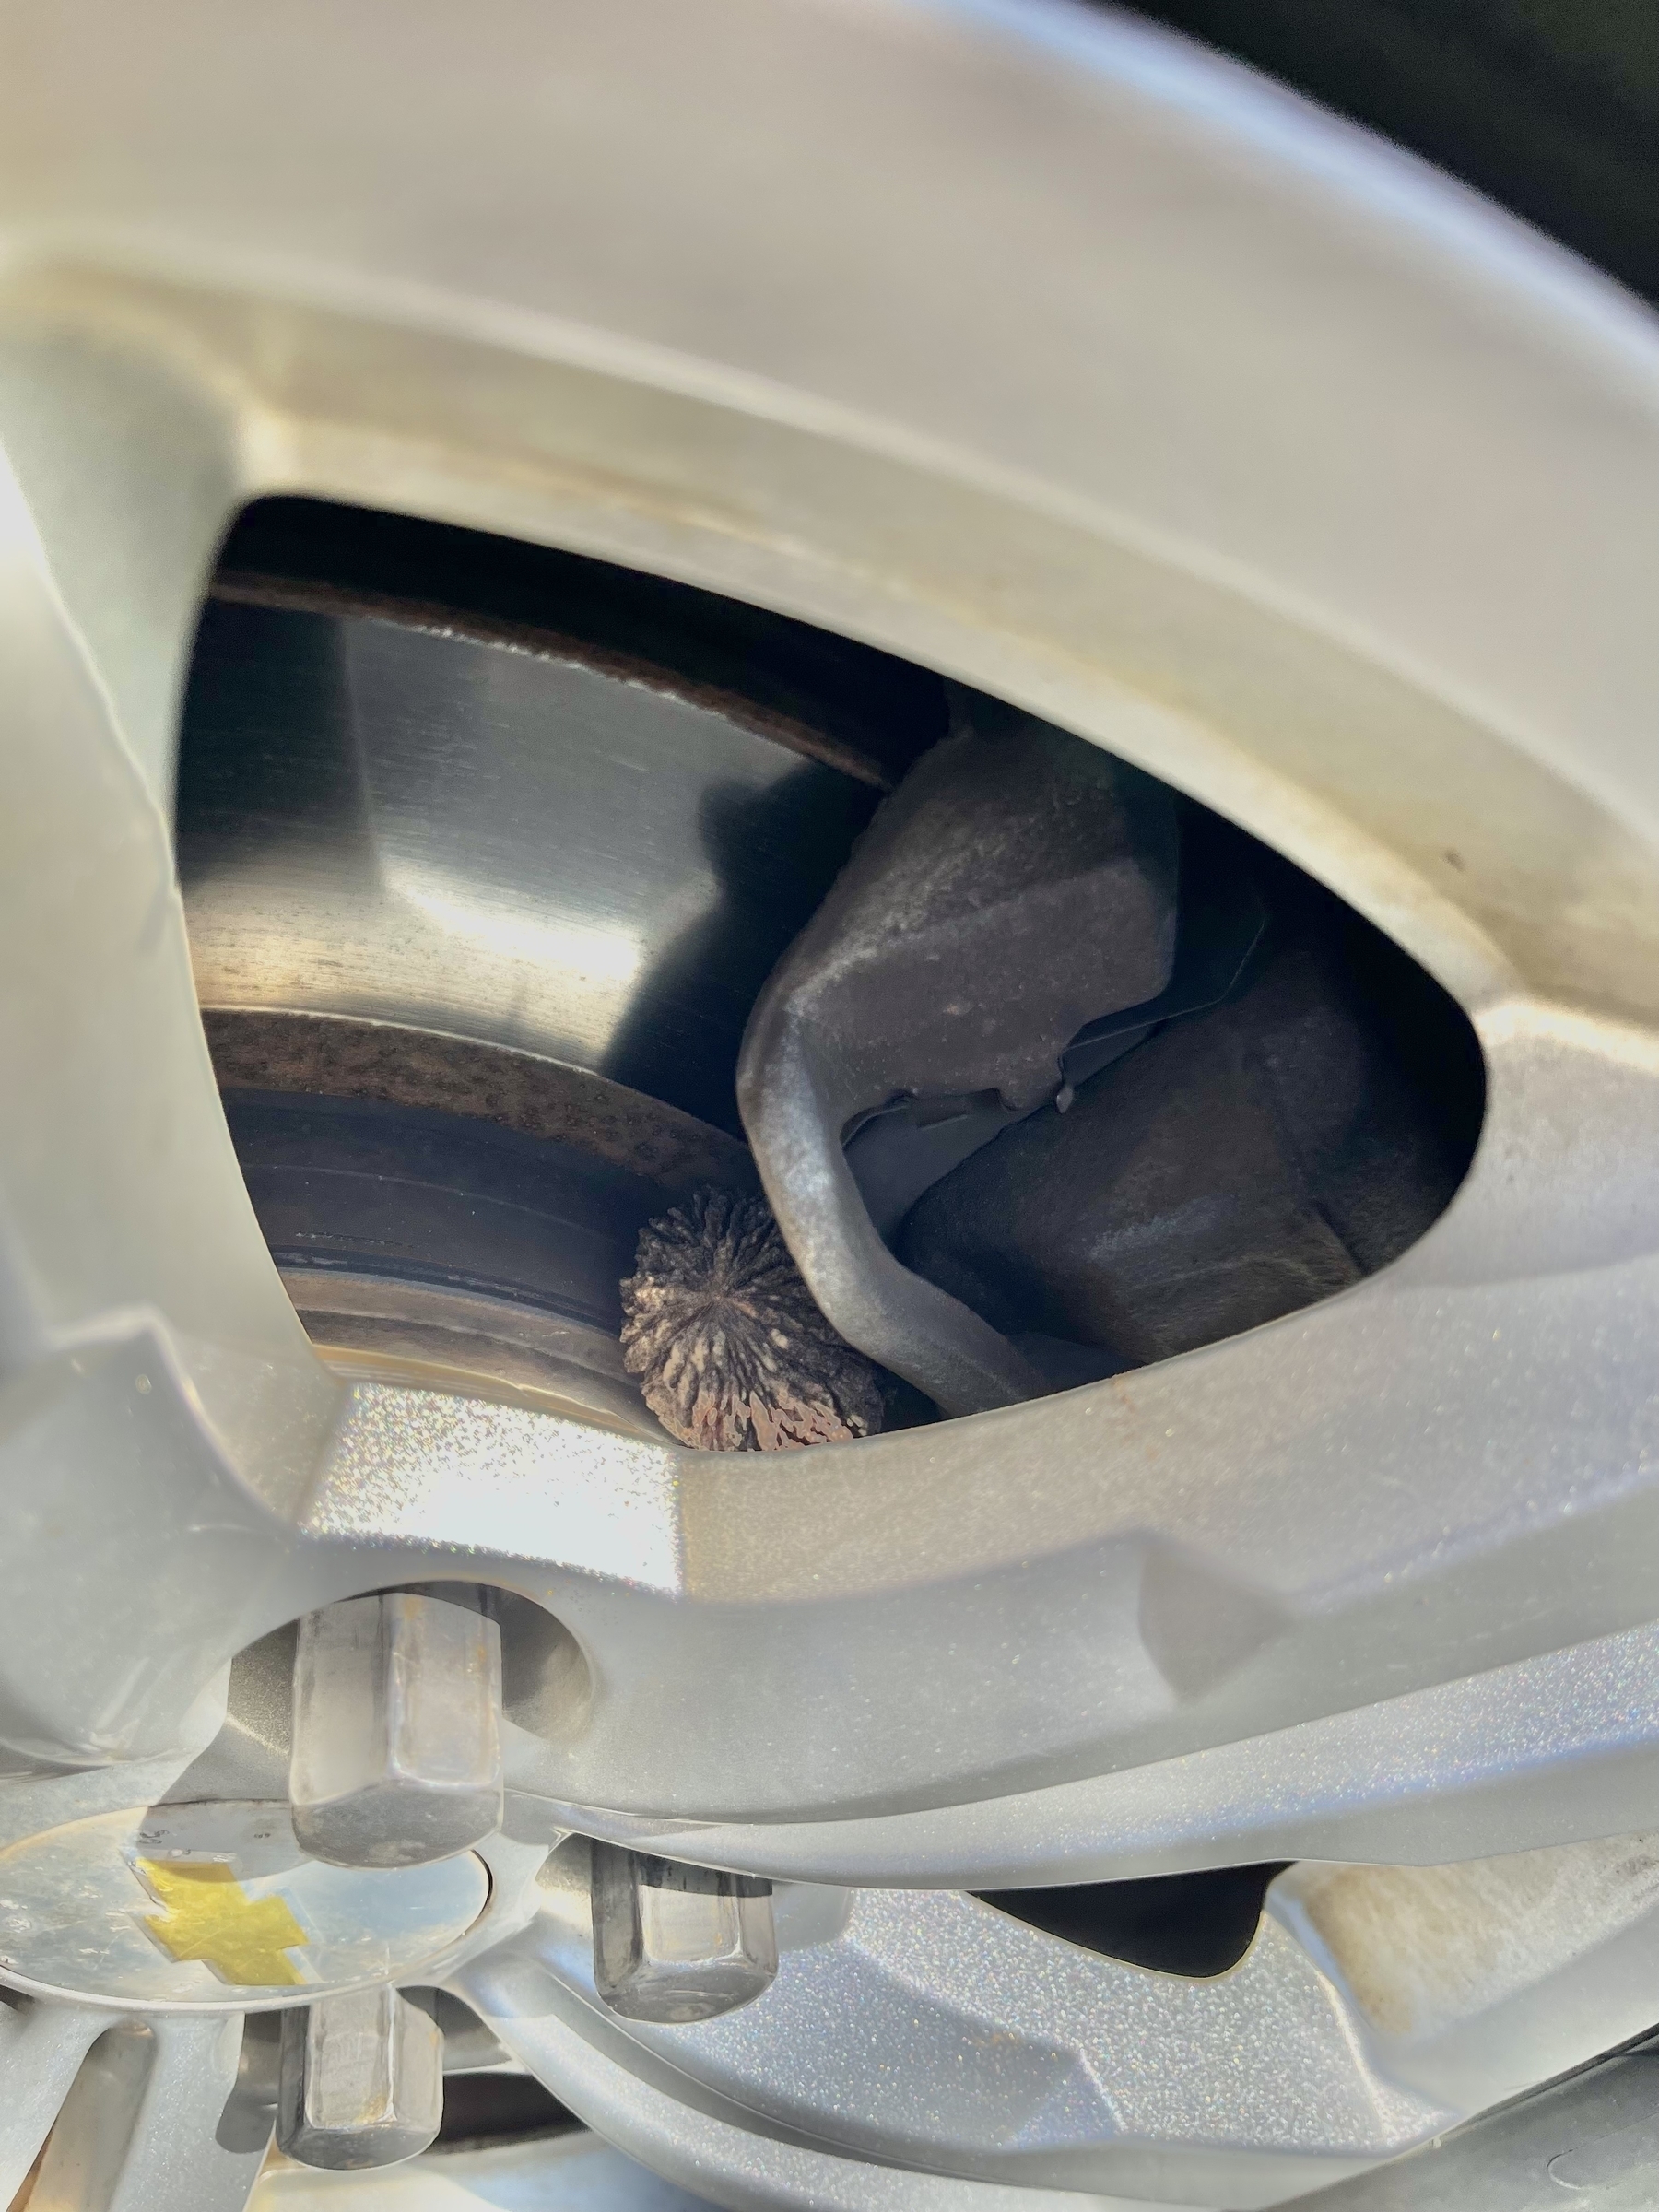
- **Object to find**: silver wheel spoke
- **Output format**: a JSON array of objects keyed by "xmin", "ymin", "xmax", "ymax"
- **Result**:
[
  {"xmin": 458, "ymin": 1855, "xmax": 1447, "ymax": 2202},
  {"xmin": 449, "ymin": 1834, "xmax": 1659, "ymax": 2207},
  {"xmin": 252, "ymin": 2133, "xmax": 722, "ymax": 2211},
  {"xmin": 30, "ymin": 2014, "xmax": 266, "ymax": 2212},
  {"xmin": 0, "ymin": 1994, "xmax": 104, "ymax": 2205},
  {"xmin": 0, "ymin": 439, "xmax": 339, "ymax": 1765},
  {"xmin": 455, "ymin": 1948, "xmax": 1106, "ymax": 2212}
]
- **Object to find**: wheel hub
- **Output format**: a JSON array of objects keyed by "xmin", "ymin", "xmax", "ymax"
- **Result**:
[{"xmin": 0, "ymin": 1805, "xmax": 490, "ymax": 2009}]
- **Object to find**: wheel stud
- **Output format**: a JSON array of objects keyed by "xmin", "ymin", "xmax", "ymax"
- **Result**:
[
  {"xmin": 289, "ymin": 1591, "xmax": 503, "ymax": 1869},
  {"xmin": 276, "ymin": 1984, "xmax": 442, "ymax": 2169},
  {"xmin": 591, "ymin": 1841, "xmax": 778, "ymax": 2022}
]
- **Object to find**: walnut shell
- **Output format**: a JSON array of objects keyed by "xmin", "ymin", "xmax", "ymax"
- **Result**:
[{"xmin": 620, "ymin": 1188, "xmax": 883, "ymax": 1451}]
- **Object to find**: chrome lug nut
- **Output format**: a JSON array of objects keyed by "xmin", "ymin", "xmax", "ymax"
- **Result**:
[
  {"xmin": 591, "ymin": 1842, "xmax": 778, "ymax": 2023},
  {"xmin": 276, "ymin": 1985, "xmax": 442, "ymax": 2170},
  {"xmin": 289, "ymin": 1590, "xmax": 503, "ymax": 1869}
]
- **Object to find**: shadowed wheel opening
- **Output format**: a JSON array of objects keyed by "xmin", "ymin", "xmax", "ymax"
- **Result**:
[
  {"xmin": 180, "ymin": 495, "xmax": 1486, "ymax": 1431},
  {"xmin": 436, "ymin": 2071, "xmax": 578, "ymax": 2151},
  {"xmin": 981, "ymin": 1865, "xmax": 1291, "ymax": 1979}
]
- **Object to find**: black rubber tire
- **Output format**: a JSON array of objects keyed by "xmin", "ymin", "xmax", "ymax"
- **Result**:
[{"xmin": 1124, "ymin": 0, "xmax": 1659, "ymax": 306}]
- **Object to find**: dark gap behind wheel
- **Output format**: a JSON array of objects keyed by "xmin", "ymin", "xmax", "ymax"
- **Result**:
[
  {"xmin": 897, "ymin": 841, "xmax": 1484, "ymax": 1377},
  {"xmin": 981, "ymin": 1864, "xmax": 1291, "ymax": 1978}
]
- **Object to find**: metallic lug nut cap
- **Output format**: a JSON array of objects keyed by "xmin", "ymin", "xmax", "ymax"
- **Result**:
[
  {"xmin": 290, "ymin": 1592, "xmax": 504, "ymax": 1870},
  {"xmin": 276, "ymin": 1984, "xmax": 442, "ymax": 2171},
  {"xmin": 592, "ymin": 1842, "xmax": 778, "ymax": 2024}
]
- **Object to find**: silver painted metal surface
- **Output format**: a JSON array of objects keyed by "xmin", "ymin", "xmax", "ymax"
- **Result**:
[
  {"xmin": 0, "ymin": 1992, "xmax": 106, "ymax": 2206},
  {"xmin": 2, "ymin": 0, "xmax": 1659, "ymax": 2203},
  {"xmin": 453, "ymin": 1943, "xmax": 1186, "ymax": 2212},
  {"xmin": 582, "ymin": 1612, "xmax": 1659, "ymax": 1888},
  {"xmin": 1292, "ymin": 2040, "xmax": 1659, "ymax": 2210},
  {"xmin": 0, "ymin": 433, "xmax": 339, "ymax": 1766},
  {"xmin": 29, "ymin": 2013, "xmax": 271, "ymax": 2212},
  {"xmin": 590, "ymin": 1845, "xmax": 777, "ymax": 2025},
  {"xmin": 253, "ymin": 2128, "xmax": 728, "ymax": 2210},
  {"xmin": 427, "ymin": 1990, "xmax": 512, "ymax": 2074},
  {"xmin": 290, "ymin": 1594, "xmax": 504, "ymax": 1871},
  {"xmin": 450, "ymin": 1837, "xmax": 1659, "ymax": 2207},
  {"xmin": 1270, "ymin": 1839, "xmax": 1659, "ymax": 2114},
  {"xmin": 469, "ymin": 1846, "xmax": 1448, "ymax": 2205},
  {"xmin": 276, "ymin": 1987, "xmax": 443, "ymax": 2171}
]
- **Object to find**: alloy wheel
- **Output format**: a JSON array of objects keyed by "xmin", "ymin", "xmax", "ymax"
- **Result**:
[{"xmin": 3, "ymin": 3, "xmax": 1659, "ymax": 2206}]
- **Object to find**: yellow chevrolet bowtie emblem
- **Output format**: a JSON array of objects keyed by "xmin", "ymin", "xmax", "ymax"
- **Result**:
[{"xmin": 133, "ymin": 1857, "xmax": 310, "ymax": 1987}]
